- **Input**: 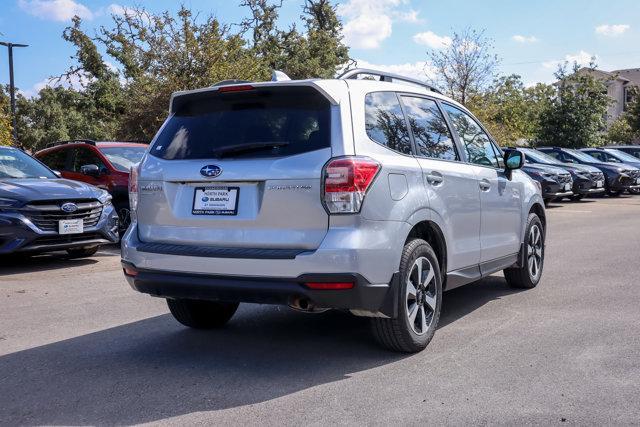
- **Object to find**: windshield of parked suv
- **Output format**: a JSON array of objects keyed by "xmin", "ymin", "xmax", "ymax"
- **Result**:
[
  {"xmin": 566, "ymin": 149, "xmax": 600, "ymax": 163},
  {"xmin": 151, "ymin": 86, "xmax": 330, "ymax": 160},
  {"xmin": 0, "ymin": 147, "xmax": 56, "ymax": 179},
  {"xmin": 604, "ymin": 149, "xmax": 640, "ymax": 163},
  {"xmin": 99, "ymin": 146, "xmax": 147, "ymax": 172},
  {"xmin": 522, "ymin": 148, "xmax": 563, "ymax": 165}
]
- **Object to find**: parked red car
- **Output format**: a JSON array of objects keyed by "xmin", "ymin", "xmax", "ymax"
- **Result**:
[{"xmin": 35, "ymin": 140, "xmax": 148, "ymax": 232}]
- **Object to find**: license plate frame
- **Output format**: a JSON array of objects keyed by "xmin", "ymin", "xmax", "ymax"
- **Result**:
[
  {"xmin": 564, "ymin": 183, "xmax": 571, "ymax": 191},
  {"xmin": 59, "ymin": 219, "xmax": 84, "ymax": 235},
  {"xmin": 596, "ymin": 180, "xmax": 603, "ymax": 188},
  {"xmin": 192, "ymin": 186, "xmax": 240, "ymax": 216}
]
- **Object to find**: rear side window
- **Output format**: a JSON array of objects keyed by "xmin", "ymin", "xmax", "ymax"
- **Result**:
[
  {"xmin": 39, "ymin": 149, "xmax": 68, "ymax": 171},
  {"xmin": 365, "ymin": 92, "xmax": 412, "ymax": 154},
  {"xmin": 151, "ymin": 86, "xmax": 330, "ymax": 160},
  {"xmin": 400, "ymin": 96, "xmax": 458, "ymax": 161}
]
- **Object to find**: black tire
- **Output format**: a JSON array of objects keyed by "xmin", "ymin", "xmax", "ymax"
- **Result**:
[
  {"xmin": 371, "ymin": 239, "xmax": 442, "ymax": 353},
  {"xmin": 504, "ymin": 213, "xmax": 544, "ymax": 289},
  {"xmin": 66, "ymin": 246, "xmax": 99, "ymax": 258},
  {"xmin": 167, "ymin": 298, "xmax": 239, "ymax": 329},
  {"xmin": 571, "ymin": 194, "xmax": 584, "ymax": 201},
  {"xmin": 114, "ymin": 202, "xmax": 131, "ymax": 235},
  {"xmin": 607, "ymin": 189, "xmax": 621, "ymax": 197}
]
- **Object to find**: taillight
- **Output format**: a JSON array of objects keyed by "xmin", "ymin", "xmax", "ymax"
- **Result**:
[
  {"xmin": 322, "ymin": 156, "xmax": 381, "ymax": 214},
  {"xmin": 218, "ymin": 84, "xmax": 254, "ymax": 93},
  {"xmin": 129, "ymin": 163, "xmax": 140, "ymax": 220}
]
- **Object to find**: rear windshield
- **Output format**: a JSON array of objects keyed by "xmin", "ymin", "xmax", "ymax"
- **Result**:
[
  {"xmin": 151, "ymin": 86, "xmax": 331, "ymax": 160},
  {"xmin": 100, "ymin": 146, "xmax": 147, "ymax": 172}
]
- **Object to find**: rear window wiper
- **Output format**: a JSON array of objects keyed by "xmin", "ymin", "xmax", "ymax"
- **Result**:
[{"xmin": 211, "ymin": 141, "xmax": 290, "ymax": 158}]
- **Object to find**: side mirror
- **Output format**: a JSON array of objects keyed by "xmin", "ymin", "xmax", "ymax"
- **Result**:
[
  {"xmin": 52, "ymin": 170, "xmax": 62, "ymax": 178},
  {"xmin": 503, "ymin": 149, "xmax": 524, "ymax": 180},
  {"xmin": 80, "ymin": 164, "xmax": 100, "ymax": 177}
]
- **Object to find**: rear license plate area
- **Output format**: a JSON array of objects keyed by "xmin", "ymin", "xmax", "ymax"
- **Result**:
[{"xmin": 192, "ymin": 186, "xmax": 239, "ymax": 215}]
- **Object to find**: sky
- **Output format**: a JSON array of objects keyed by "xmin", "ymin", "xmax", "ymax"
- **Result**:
[{"xmin": 1, "ymin": 0, "xmax": 639, "ymax": 97}]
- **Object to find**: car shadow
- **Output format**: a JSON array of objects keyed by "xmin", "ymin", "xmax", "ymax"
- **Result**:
[
  {"xmin": 0, "ymin": 245, "xmax": 118, "ymax": 276},
  {"xmin": 0, "ymin": 275, "xmax": 522, "ymax": 425},
  {"xmin": 439, "ymin": 275, "xmax": 526, "ymax": 329},
  {"xmin": 0, "ymin": 254, "xmax": 98, "ymax": 276}
]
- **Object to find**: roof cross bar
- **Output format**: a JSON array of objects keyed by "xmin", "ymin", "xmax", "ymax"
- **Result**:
[{"xmin": 337, "ymin": 68, "xmax": 443, "ymax": 94}]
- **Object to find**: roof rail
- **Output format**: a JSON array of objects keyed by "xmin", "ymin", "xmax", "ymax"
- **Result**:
[
  {"xmin": 45, "ymin": 139, "xmax": 96, "ymax": 149},
  {"xmin": 337, "ymin": 68, "xmax": 443, "ymax": 94}
]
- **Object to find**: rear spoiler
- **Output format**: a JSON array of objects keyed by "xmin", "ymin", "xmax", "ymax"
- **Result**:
[{"xmin": 169, "ymin": 81, "xmax": 341, "ymax": 114}]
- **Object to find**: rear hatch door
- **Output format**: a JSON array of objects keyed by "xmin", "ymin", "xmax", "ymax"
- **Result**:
[{"xmin": 137, "ymin": 84, "xmax": 337, "ymax": 250}]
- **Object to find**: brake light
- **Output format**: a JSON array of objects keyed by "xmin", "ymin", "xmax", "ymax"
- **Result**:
[
  {"xmin": 128, "ymin": 163, "xmax": 140, "ymax": 220},
  {"xmin": 322, "ymin": 156, "xmax": 380, "ymax": 214},
  {"xmin": 218, "ymin": 84, "xmax": 255, "ymax": 93},
  {"xmin": 305, "ymin": 282, "xmax": 354, "ymax": 290}
]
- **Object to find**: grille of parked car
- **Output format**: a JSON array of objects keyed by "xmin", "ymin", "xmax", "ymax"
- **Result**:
[
  {"xmin": 557, "ymin": 174, "xmax": 572, "ymax": 184},
  {"xmin": 590, "ymin": 172, "xmax": 604, "ymax": 181},
  {"xmin": 20, "ymin": 200, "xmax": 103, "ymax": 233},
  {"xmin": 627, "ymin": 170, "xmax": 640, "ymax": 179}
]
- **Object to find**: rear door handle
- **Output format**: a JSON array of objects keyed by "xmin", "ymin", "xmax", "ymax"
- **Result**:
[
  {"xmin": 479, "ymin": 179, "xmax": 491, "ymax": 191},
  {"xmin": 425, "ymin": 172, "xmax": 444, "ymax": 186}
]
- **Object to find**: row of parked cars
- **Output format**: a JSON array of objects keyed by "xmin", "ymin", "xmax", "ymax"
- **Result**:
[
  {"xmin": 2, "ymin": 68, "xmax": 639, "ymax": 353},
  {"xmin": 515, "ymin": 146, "xmax": 640, "ymax": 203}
]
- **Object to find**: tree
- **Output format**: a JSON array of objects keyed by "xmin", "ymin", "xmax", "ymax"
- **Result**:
[
  {"xmin": 624, "ymin": 86, "xmax": 640, "ymax": 136},
  {"xmin": 12, "ymin": 1, "xmax": 351, "ymax": 150},
  {"xmin": 535, "ymin": 63, "xmax": 611, "ymax": 148},
  {"xmin": 606, "ymin": 116, "xmax": 635, "ymax": 144},
  {"xmin": 241, "ymin": 0, "xmax": 350, "ymax": 79},
  {"xmin": 467, "ymin": 75, "xmax": 554, "ymax": 146},
  {"xmin": 0, "ymin": 87, "xmax": 12, "ymax": 146},
  {"xmin": 426, "ymin": 28, "xmax": 499, "ymax": 104}
]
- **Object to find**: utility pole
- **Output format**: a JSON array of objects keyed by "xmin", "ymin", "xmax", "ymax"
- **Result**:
[{"xmin": 0, "ymin": 41, "xmax": 28, "ymax": 146}]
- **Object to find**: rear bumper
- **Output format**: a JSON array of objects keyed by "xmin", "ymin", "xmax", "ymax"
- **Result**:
[
  {"xmin": 122, "ymin": 261, "xmax": 398, "ymax": 317},
  {"xmin": 121, "ymin": 219, "xmax": 409, "ymax": 286}
]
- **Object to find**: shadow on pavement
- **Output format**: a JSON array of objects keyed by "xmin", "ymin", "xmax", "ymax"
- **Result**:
[
  {"xmin": 0, "ymin": 245, "xmax": 119, "ymax": 276},
  {"xmin": 0, "ymin": 275, "xmax": 522, "ymax": 424}
]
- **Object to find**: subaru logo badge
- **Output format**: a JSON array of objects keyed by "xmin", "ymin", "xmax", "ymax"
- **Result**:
[
  {"xmin": 61, "ymin": 202, "xmax": 78, "ymax": 213},
  {"xmin": 200, "ymin": 165, "xmax": 222, "ymax": 178}
]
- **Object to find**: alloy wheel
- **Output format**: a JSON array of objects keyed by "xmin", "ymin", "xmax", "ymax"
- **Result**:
[
  {"xmin": 527, "ymin": 224, "xmax": 543, "ymax": 280},
  {"xmin": 405, "ymin": 256, "xmax": 437, "ymax": 335}
]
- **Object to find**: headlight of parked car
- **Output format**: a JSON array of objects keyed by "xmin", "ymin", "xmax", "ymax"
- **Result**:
[
  {"xmin": 98, "ymin": 191, "xmax": 113, "ymax": 206},
  {"xmin": 531, "ymin": 171, "xmax": 556, "ymax": 180}
]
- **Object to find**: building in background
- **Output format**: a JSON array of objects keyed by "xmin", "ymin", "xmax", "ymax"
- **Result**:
[{"xmin": 576, "ymin": 67, "xmax": 639, "ymax": 124}]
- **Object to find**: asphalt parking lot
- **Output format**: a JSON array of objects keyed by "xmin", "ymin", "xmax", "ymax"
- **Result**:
[{"xmin": 1, "ymin": 196, "xmax": 639, "ymax": 425}]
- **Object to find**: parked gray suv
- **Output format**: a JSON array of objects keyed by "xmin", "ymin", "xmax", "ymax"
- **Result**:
[{"xmin": 121, "ymin": 69, "xmax": 546, "ymax": 352}]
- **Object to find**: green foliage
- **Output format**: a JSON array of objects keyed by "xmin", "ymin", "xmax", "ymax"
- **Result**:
[
  {"xmin": 15, "ymin": 1, "xmax": 350, "ymax": 150},
  {"xmin": 606, "ymin": 116, "xmax": 636, "ymax": 144},
  {"xmin": 535, "ymin": 63, "xmax": 611, "ymax": 148},
  {"xmin": 468, "ymin": 75, "xmax": 554, "ymax": 145},
  {"xmin": 624, "ymin": 86, "xmax": 640, "ymax": 135},
  {"xmin": 0, "ymin": 87, "xmax": 12, "ymax": 146}
]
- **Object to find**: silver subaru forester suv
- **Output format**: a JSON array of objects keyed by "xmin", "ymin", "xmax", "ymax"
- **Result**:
[{"xmin": 121, "ymin": 69, "xmax": 546, "ymax": 352}]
